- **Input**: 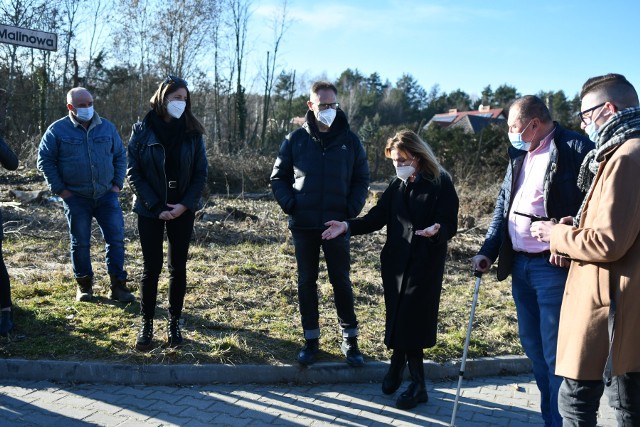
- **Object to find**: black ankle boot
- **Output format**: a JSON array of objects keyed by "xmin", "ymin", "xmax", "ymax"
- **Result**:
[
  {"xmin": 135, "ymin": 318, "xmax": 153, "ymax": 351},
  {"xmin": 341, "ymin": 336, "xmax": 365, "ymax": 367},
  {"xmin": 297, "ymin": 338, "xmax": 319, "ymax": 366},
  {"xmin": 382, "ymin": 350, "xmax": 406, "ymax": 394},
  {"xmin": 396, "ymin": 354, "xmax": 428, "ymax": 409},
  {"xmin": 167, "ymin": 317, "xmax": 183, "ymax": 348}
]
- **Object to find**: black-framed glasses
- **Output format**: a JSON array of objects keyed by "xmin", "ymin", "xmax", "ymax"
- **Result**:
[
  {"xmin": 164, "ymin": 75, "xmax": 188, "ymax": 87},
  {"xmin": 314, "ymin": 102, "xmax": 339, "ymax": 111},
  {"xmin": 577, "ymin": 102, "xmax": 606, "ymax": 125}
]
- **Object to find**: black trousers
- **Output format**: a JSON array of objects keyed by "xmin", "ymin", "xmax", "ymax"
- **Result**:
[
  {"xmin": 0, "ymin": 241, "xmax": 11, "ymax": 309},
  {"xmin": 138, "ymin": 211, "xmax": 195, "ymax": 319},
  {"xmin": 559, "ymin": 373, "xmax": 640, "ymax": 426},
  {"xmin": 291, "ymin": 229, "xmax": 358, "ymax": 339}
]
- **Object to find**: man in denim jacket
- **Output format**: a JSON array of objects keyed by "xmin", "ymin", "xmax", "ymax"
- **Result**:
[{"xmin": 38, "ymin": 87, "xmax": 133, "ymax": 303}]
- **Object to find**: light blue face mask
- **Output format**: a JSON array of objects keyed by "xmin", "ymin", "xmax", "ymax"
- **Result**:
[
  {"xmin": 584, "ymin": 105, "xmax": 606, "ymax": 143},
  {"xmin": 585, "ymin": 121, "xmax": 599, "ymax": 142},
  {"xmin": 507, "ymin": 120, "xmax": 533, "ymax": 151}
]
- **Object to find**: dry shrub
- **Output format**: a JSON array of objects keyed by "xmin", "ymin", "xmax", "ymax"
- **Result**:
[{"xmin": 206, "ymin": 149, "xmax": 275, "ymax": 194}]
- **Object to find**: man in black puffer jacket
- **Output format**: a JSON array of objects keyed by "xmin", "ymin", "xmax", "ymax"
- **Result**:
[{"xmin": 271, "ymin": 81, "xmax": 370, "ymax": 367}]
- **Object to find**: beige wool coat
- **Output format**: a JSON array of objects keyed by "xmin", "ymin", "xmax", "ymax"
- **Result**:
[{"xmin": 550, "ymin": 137, "xmax": 640, "ymax": 380}]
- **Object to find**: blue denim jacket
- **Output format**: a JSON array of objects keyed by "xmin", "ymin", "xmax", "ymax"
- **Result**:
[{"xmin": 37, "ymin": 113, "xmax": 126, "ymax": 199}]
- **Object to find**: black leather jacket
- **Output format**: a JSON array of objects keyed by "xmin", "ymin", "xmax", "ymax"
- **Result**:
[{"xmin": 126, "ymin": 113, "xmax": 208, "ymax": 218}]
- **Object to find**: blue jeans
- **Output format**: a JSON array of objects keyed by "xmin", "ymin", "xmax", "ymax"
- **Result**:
[
  {"xmin": 63, "ymin": 191, "xmax": 126, "ymax": 280},
  {"xmin": 512, "ymin": 254, "xmax": 567, "ymax": 427},
  {"xmin": 291, "ymin": 230, "xmax": 358, "ymax": 339},
  {"xmin": 559, "ymin": 373, "xmax": 640, "ymax": 426}
]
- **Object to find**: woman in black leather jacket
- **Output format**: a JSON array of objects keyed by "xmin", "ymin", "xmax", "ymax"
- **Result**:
[{"xmin": 127, "ymin": 76, "xmax": 208, "ymax": 351}]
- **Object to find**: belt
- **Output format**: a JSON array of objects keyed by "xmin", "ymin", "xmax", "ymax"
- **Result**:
[{"xmin": 514, "ymin": 250, "xmax": 551, "ymax": 258}]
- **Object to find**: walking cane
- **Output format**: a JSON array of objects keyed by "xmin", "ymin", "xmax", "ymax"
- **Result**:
[{"xmin": 450, "ymin": 263, "xmax": 485, "ymax": 426}]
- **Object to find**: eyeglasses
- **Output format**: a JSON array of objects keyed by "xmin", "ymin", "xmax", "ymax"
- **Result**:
[
  {"xmin": 164, "ymin": 75, "xmax": 188, "ymax": 87},
  {"xmin": 577, "ymin": 102, "xmax": 606, "ymax": 125},
  {"xmin": 313, "ymin": 102, "xmax": 339, "ymax": 111}
]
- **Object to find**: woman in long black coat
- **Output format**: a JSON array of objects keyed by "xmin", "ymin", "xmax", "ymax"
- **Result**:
[{"xmin": 323, "ymin": 130, "xmax": 459, "ymax": 410}]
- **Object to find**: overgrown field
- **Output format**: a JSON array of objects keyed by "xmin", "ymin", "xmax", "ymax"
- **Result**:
[{"xmin": 0, "ymin": 169, "xmax": 521, "ymax": 365}]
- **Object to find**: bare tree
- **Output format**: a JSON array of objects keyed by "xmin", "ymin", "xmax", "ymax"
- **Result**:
[
  {"xmin": 60, "ymin": 0, "xmax": 82, "ymax": 89},
  {"xmin": 0, "ymin": 0, "xmax": 45, "ymax": 121},
  {"xmin": 114, "ymin": 0, "xmax": 157, "ymax": 119},
  {"xmin": 228, "ymin": 0, "xmax": 250, "ymax": 147},
  {"xmin": 154, "ymin": 0, "xmax": 218, "ymax": 80},
  {"xmin": 258, "ymin": 0, "xmax": 289, "ymax": 148}
]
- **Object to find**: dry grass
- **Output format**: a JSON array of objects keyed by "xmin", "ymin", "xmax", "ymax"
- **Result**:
[{"xmin": 0, "ymin": 171, "xmax": 522, "ymax": 365}]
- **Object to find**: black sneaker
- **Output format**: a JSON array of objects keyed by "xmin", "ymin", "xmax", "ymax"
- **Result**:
[
  {"xmin": 297, "ymin": 338, "xmax": 319, "ymax": 366},
  {"xmin": 135, "ymin": 318, "xmax": 153, "ymax": 351},
  {"xmin": 167, "ymin": 317, "xmax": 183, "ymax": 348},
  {"xmin": 341, "ymin": 337, "xmax": 365, "ymax": 367}
]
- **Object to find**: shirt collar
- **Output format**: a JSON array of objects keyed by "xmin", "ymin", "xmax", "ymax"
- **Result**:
[{"xmin": 531, "ymin": 125, "xmax": 556, "ymax": 153}]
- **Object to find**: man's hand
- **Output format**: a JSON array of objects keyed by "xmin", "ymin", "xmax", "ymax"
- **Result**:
[
  {"xmin": 59, "ymin": 189, "xmax": 73, "ymax": 199},
  {"xmin": 322, "ymin": 220, "xmax": 347, "ymax": 240},
  {"xmin": 415, "ymin": 223, "xmax": 440, "ymax": 237},
  {"xmin": 472, "ymin": 255, "xmax": 492, "ymax": 273},
  {"xmin": 548, "ymin": 253, "xmax": 570, "ymax": 268},
  {"xmin": 530, "ymin": 220, "xmax": 556, "ymax": 243}
]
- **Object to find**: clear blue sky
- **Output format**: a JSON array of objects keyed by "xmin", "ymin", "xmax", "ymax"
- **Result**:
[{"xmin": 253, "ymin": 0, "xmax": 640, "ymax": 100}]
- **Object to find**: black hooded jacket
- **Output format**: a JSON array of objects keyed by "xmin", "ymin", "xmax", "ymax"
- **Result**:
[{"xmin": 270, "ymin": 109, "xmax": 370, "ymax": 230}]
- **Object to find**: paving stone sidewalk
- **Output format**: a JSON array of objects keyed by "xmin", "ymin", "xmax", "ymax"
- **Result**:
[{"xmin": 0, "ymin": 372, "xmax": 616, "ymax": 426}]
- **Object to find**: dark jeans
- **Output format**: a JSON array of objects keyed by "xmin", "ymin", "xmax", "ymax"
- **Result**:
[
  {"xmin": 291, "ymin": 229, "xmax": 358, "ymax": 339},
  {"xmin": 559, "ymin": 373, "xmax": 640, "ymax": 426},
  {"xmin": 0, "ymin": 241, "xmax": 11, "ymax": 309},
  {"xmin": 138, "ymin": 211, "xmax": 195, "ymax": 319},
  {"xmin": 62, "ymin": 191, "xmax": 126, "ymax": 280}
]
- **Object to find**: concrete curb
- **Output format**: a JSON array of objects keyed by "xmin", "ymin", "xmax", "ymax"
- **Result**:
[{"xmin": 0, "ymin": 355, "xmax": 531, "ymax": 385}]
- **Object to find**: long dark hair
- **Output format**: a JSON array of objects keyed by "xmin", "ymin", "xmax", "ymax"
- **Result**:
[{"xmin": 149, "ymin": 76, "xmax": 205, "ymax": 135}]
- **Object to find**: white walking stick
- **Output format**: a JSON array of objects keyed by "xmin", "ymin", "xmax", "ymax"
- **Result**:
[{"xmin": 450, "ymin": 268, "xmax": 484, "ymax": 426}]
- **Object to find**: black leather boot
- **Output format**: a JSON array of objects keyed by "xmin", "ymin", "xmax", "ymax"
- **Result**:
[
  {"xmin": 341, "ymin": 336, "xmax": 365, "ymax": 367},
  {"xmin": 382, "ymin": 350, "xmax": 406, "ymax": 394},
  {"xmin": 167, "ymin": 316, "xmax": 183, "ymax": 348},
  {"xmin": 396, "ymin": 354, "xmax": 428, "ymax": 409},
  {"xmin": 297, "ymin": 338, "xmax": 319, "ymax": 366},
  {"xmin": 135, "ymin": 318, "xmax": 154, "ymax": 351}
]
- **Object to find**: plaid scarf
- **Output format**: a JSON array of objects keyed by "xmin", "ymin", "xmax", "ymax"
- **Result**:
[{"xmin": 574, "ymin": 106, "xmax": 640, "ymax": 226}]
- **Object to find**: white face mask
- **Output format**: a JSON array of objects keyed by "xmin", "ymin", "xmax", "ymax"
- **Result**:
[
  {"xmin": 395, "ymin": 165, "xmax": 416, "ymax": 182},
  {"xmin": 317, "ymin": 108, "xmax": 336, "ymax": 127},
  {"xmin": 75, "ymin": 106, "xmax": 94, "ymax": 122},
  {"xmin": 167, "ymin": 100, "xmax": 186, "ymax": 119}
]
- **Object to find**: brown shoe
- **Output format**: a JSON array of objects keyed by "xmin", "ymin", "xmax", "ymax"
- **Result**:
[
  {"xmin": 109, "ymin": 275, "xmax": 135, "ymax": 303},
  {"xmin": 75, "ymin": 276, "xmax": 93, "ymax": 302}
]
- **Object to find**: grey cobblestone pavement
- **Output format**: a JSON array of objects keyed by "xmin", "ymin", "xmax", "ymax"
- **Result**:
[{"xmin": 0, "ymin": 372, "xmax": 616, "ymax": 426}]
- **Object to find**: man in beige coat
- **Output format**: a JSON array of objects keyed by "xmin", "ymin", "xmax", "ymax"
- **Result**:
[{"xmin": 532, "ymin": 73, "xmax": 640, "ymax": 426}]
